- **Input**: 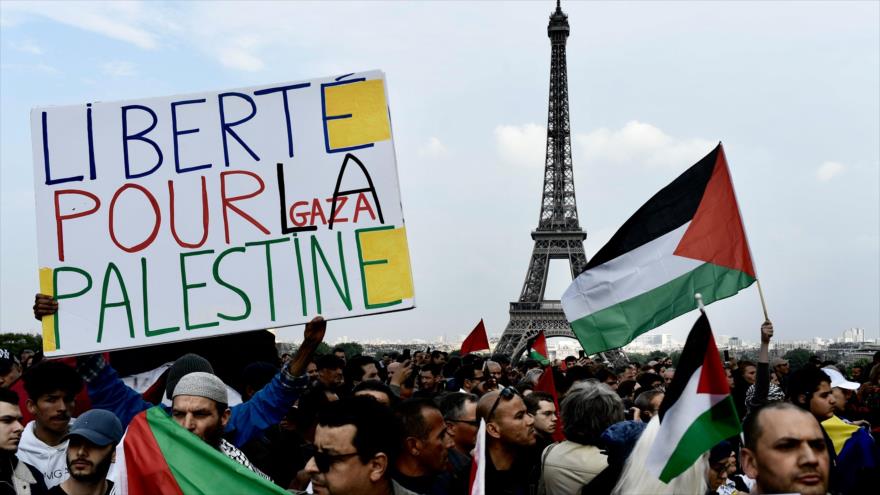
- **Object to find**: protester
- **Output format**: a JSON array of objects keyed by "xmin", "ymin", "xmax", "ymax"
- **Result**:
[
  {"xmin": 0, "ymin": 349, "xmax": 22, "ymax": 389},
  {"xmin": 172, "ymin": 372, "xmax": 270, "ymax": 478},
  {"xmin": 315, "ymin": 355, "xmax": 345, "ymax": 392},
  {"xmin": 633, "ymin": 388, "xmax": 663, "ymax": 423},
  {"xmin": 452, "ymin": 365, "xmax": 482, "ymax": 394},
  {"xmin": 0, "ymin": 388, "xmax": 47, "ymax": 495},
  {"xmin": 32, "ymin": 295, "xmax": 326, "ymax": 448},
  {"xmin": 332, "ymin": 348, "xmax": 347, "ymax": 364},
  {"xmin": 304, "ymin": 396, "xmax": 417, "ymax": 495},
  {"xmin": 437, "ymin": 392, "xmax": 479, "ymax": 483},
  {"xmin": 741, "ymin": 402, "xmax": 830, "ymax": 495},
  {"xmin": 414, "ymin": 364, "xmax": 443, "ymax": 399},
  {"xmin": 541, "ymin": 380, "xmax": 623, "ymax": 494},
  {"xmin": 344, "ymin": 355, "xmax": 381, "ymax": 389},
  {"xmin": 17, "ymin": 361, "xmax": 83, "ymax": 488},
  {"xmin": 391, "ymin": 398, "xmax": 453, "ymax": 494},
  {"xmin": 523, "ymin": 392, "xmax": 557, "ymax": 450},
  {"xmin": 50, "ymin": 409, "xmax": 122, "ymax": 495},
  {"xmin": 352, "ymin": 381, "xmax": 397, "ymax": 407},
  {"xmin": 476, "ymin": 388, "xmax": 539, "ymax": 495},
  {"xmin": 706, "ymin": 441, "xmax": 734, "ymax": 494}
]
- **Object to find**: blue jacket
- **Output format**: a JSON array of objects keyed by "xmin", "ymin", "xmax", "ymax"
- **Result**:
[{"xmin": 83, "ymin": 359, "xmax": 308, "ymax": 447}]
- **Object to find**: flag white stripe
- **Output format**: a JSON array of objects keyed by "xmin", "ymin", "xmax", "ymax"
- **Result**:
[
  {"xmin": 645, "ymin": 365, "xmax": 728, "ymax": 477},
  {"xmin": 562, "ymin": 223, "xmax": 701, "ymax": 322},
  {"xmin": 470, "ymin": 418, "xmax": 486, "ymax": 495}
]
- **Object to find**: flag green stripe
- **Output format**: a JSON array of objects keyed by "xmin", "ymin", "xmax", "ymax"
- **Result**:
[
  {"xmin": 659, "ymin": 396, "xmax": 741, "ymax": 482},
  {"xmin": 570, "ymin": 262, "xmax": 754, "ymax": 354},
  {"xmin": 145, "ymin": 407, "xmax": 287, "ymax": 495}
]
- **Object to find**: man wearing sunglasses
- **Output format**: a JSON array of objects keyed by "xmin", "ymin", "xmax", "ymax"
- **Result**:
[
  {"xmin": 304, "ymin": 396, "xmax": 418, "ymax": 495},
  {"xmin": 477, "ymin": 387, "xmax": 539, "ymax": 495}
]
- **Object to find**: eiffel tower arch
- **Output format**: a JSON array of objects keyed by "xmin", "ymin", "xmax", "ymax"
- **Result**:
[{"xmin": 495, "ymin": 1, "xmax": 588, "ymax": 359}]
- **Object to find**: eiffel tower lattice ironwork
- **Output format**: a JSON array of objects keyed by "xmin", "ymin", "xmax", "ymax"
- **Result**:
[{"xmin": 495, "ymin": 1, "xmax": 588, "ymax": 359}]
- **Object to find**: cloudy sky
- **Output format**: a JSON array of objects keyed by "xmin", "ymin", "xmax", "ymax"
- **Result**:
[{"xmin": 1, "ymin": 1, "xmax": 877, "ymax": 347}]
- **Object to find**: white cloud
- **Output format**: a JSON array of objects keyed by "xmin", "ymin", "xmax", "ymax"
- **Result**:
[
  {"xmin": 4, "ymin": 2, "xmax": 164, "ymax": 49},
  {"xmin": 101, "ymin": 60, "xmax": 137, "ymax": 77},
  {"xmin": 816, "ymin": 161, "xmax": 845, "ymax": 181},
  {"xmin": 575, "ymin": 120, "xmax": 716, "ymax": 169},
  {"xmin": 495, "ymin": 120, "xmax": 714, "ymax": 171},
  {"xmin": 418, "ymin": 137, "xmax": 448, "ymax": 157},
  {"xmin": 10, "ymin": 40, "xmax": 43, "ymax": 55},
  {"xmin": 494, "ymin": 123, "xmax": 546, "ymax": 168}
]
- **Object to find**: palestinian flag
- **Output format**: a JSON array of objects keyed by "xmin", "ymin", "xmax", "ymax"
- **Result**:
[
  {"xmin": 527, "ymin": 331, "xmax": 551, "ymax": 365},
  {"xmin": 468, "ymin": 418, "xmax": 487, "ymax": 495},
  {"xmin": 121, "ymin": 406, "xmax": 287, "ymax": 495},
  {"xmin": 561, "ymin": 143, "xmax": 756, "ymax": 354},
  {"xmin": 645, "ymin": 313, "xmax": 741, "ymax": 482}
]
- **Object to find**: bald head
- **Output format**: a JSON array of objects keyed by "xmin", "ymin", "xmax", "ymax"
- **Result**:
[{"xmin": 477, "ymin": 390, "xmax": 501, "ymax": 421}]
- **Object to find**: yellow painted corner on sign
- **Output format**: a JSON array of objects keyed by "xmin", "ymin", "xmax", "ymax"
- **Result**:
[
  {"xmin": 357, "ymin": 226, "xmax": 414, "ymax": 308},
  {"xmin": 39, "ymin": 267, "xmax": 57, "ymax": 352},
  {"xmin": 325, "ymin": 79, "xmax": 391, "ymax": 150}
]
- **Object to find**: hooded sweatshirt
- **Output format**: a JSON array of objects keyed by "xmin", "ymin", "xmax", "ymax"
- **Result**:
[{"xmin": 16, "ymin": 419, "xmax": 75, "ymax": 488}]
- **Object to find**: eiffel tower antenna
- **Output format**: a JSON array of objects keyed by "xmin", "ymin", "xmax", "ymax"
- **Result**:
[{"xmin": 495, "ymin": 1, "xmax": 588, "ymax": 359}]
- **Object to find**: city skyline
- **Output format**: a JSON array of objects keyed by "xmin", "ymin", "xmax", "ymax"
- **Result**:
[{"xmin": 1, "ymin": 1, "xmax": 878, "ymax": 350}]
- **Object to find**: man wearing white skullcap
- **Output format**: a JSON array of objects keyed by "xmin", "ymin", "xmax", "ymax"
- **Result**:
[{"xmin": 172, "ymin": 371, "xmax": 270, "ymax": 480}]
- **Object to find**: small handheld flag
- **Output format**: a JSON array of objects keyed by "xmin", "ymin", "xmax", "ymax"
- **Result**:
[
  {"xmin": 645, "ymin": 312, "xmax": 741, "ymax": 483},
  {"xmin": 461, "ymin": 319, "xmax": 490, "ymax": 355}
]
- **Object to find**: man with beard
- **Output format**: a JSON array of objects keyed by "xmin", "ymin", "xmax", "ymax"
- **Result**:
[
  {"xmin": 476, "ymin": 387, "xmax": 538, "ymax": 495},
  {"xmin": 18, "ymin": 361, "xmax": 83, "ymax": 488},
  {"xmin": 316, "ymin": 355, "xmax": 346, "ymax": 392},
  {"xmin": 741, "ymin": 402, "xmax": 830, "ymax": 495},
  {"xmin": 49, "ymin": 409, "xmax": 122, "ymax": 495},
  {"xmin": 169, "ymin": 372, "xmax": 269, "ymax": 480},
  {"xmin": 0, "ymin": 388, "xmax": 47, "ymax": 494}
]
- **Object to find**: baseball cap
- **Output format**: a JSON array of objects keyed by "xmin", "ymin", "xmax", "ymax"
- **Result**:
[
  {"xmin": 822, "ymin": 367, "xmax": 860, "ymax": 391},
  {"xmin": 0, "ymin": 348, "xmax": 19, "ymax": 374},
  {"xmin": 65, "ymin": 409, "xmax": 123, "ymax": 447}
]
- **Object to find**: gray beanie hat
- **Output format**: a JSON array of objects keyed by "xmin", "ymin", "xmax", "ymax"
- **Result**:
[
  {"xmin": 165, "ymin": 353, "xmax": 214, "ymax": 400},
  {"xmin": 172, "ymin": 371, "xmax": 228, "ymax": 405}
]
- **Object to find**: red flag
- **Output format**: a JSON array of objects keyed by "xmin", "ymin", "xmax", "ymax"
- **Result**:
[
  {"xmin": 460, "ymin": 319, "xmax": 490, "ymax": 355},
  {"xmin": 534, "ymin": 365, "xmax": 566, "ymax": 442},
  {"xmin": 531, "ymin": 331, "xmax": 549, "ymax": 360}
]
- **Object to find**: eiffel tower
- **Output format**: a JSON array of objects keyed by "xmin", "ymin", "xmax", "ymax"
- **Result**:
[{"xmin": 495, "ymin": 1, "xmax": 588, "ymax": 358}]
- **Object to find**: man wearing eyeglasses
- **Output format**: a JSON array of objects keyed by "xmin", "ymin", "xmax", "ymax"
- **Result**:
[
  {"xmin": 437, "ymin": 392, "xmax": 479, "ymax": 493},
  {"xmin": 304, "ymin": 396, "xmax": 418, "ymax": 495},
  {"xmin": 476, "ymin": 387, "xmax": 539, "ymax": 495}
]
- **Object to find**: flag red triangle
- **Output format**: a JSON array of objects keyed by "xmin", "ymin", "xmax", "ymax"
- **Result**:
[
  {"xmin": 460, "ymin": 319, "xmax": 490, "ymax": 355},
  {"xmin": 696, "ymin": 330, "xmax": 731, "ymax": 395},
  {"xmin": 532, "ymin": 331, "xmax": 549, "ymax": 359},
  {"xmin": 534, "ymin": 365, "xmax": 566, "ymax": 442},
  {"xmin": 673, "ymin": 145, "xmax": 756, "ymax": 278}
]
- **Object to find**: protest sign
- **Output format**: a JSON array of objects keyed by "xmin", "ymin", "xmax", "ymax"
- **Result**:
[{"xmin": 30, "ymin": 70, "xmax": 414, "ymax": 357}]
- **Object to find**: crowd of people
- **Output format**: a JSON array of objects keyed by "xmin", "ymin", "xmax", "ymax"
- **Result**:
[{"xmin": 0, "ymin": 295, "xmax": 877, "ymax": 494}]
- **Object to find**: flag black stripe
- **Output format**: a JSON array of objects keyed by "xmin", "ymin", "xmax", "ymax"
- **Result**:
[
  {"xmin": 584, "ymin": 144, "xmax": 721, "ymax": 271},
  {"xmin": 658, "ymin": 312, "xmax": 712, "ymax": 422}
]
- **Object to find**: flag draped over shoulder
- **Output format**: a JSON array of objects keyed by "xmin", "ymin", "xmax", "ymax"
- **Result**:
[
  {"xmin": 561, "ymin": 143, "xmax": 756, "ymax": 354},
  {"xmin": 645, "ymin": 313, "xmax": 741, "ymax": 483},
  {"xmin": 122, "ymin": 406, "xmax": 287, "ymax": 495}
]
